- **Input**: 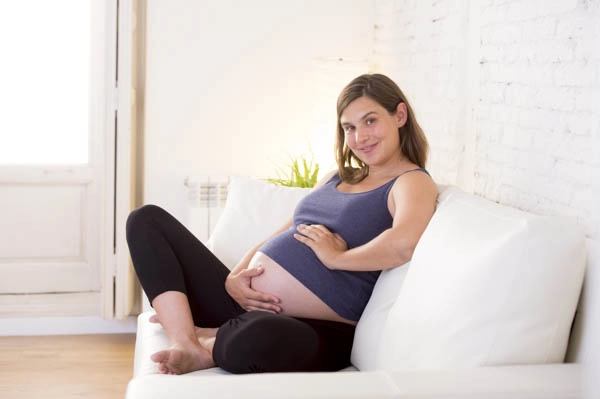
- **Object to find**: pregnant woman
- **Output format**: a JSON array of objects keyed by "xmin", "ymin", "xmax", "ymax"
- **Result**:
[{"xmin": 126, "ymin": 73, "xmax": 438, "ymax": 375}]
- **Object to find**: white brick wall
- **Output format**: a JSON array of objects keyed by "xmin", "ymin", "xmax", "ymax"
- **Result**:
[
  {"xmin": 374, "ymin": 0, "xmax": 600, "ymax": 239},
  {"xmin": 373, "ymin": 0, "xmax": 471, "ymax": 187}
]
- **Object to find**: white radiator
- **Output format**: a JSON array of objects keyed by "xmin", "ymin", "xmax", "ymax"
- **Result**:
[{"xmin": 184, "ymin": 175, "xmax": 230, "ymax": 243}]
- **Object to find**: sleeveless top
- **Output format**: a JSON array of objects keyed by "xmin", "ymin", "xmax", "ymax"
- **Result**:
[{"xmin": 259, "ymin": 168, "xmax": 429, "ymax": 321}]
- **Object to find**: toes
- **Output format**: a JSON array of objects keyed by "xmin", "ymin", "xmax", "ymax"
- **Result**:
[
  {"xmin": 151, "ymin": 350, "xmax": 170, "ymax": 364},
  {"xmin": 158, "ymin": 363, "xmax": 168, "ymax": 374},
  {"xmin": 151, "ymin": 345, "xmax": 213, "ymax": 375},
  {"xmin": 157, "ymin": 360, "xmax": 176, "ymax": 375},
  {"xmin": 152, "ymin": 349, "xmax": 181, "ymax": 375}
]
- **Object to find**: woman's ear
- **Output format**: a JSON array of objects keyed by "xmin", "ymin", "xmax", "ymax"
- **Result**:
[{"xmin": 396, "ymin": 102, "xmax": 408, "ymax": 128}]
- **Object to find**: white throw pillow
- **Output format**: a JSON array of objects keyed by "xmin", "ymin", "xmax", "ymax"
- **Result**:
[
  {"xmin": 351, "ymin": 184, "xmax": 457, "ymax": 370},
  {"xmin": 376, "ymin": 191, "xmax": 586, "ymax": 370},
  {"xmin": 351, "ymin": 184, "xmax": 456, "ymax": 370},
  {"xmin": 207, "ymin": 176, "xmax": 311, "ymax": 269},
  {"xmin": 351, "ymin": 262, "xmax": 410, "ymax": 370}
]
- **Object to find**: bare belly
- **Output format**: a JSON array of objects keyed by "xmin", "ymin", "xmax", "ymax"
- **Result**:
[{"xmin": 248, "ymin": 252, "xmax": 356, "ymax": 325}]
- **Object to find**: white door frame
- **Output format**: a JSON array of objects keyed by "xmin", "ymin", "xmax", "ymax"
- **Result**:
[{"xmin": 101, "ymin": 0, "xmax": 139, "ymax": 320}]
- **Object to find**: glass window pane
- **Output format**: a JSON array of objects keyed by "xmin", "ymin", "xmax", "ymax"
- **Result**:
[{"xmin": 0, "ymin": 0, "xmax": 91, "ymax": 165}]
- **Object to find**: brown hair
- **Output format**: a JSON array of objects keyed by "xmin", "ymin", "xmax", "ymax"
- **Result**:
[{"xmin": 335, "ymin": 73, "xmax": 429, "ymax": 183}]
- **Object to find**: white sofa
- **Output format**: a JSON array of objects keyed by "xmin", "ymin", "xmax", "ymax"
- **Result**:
[{"xmin": 126, "ymin": 178, "xmax": 599, "ymax": 399}]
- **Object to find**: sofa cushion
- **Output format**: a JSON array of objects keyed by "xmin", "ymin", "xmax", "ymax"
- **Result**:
[
  {"xmin": 385, "ymin": 363, "xmax": 583, "ymax": 399},
  {"xmin": 350, "ymin": 263, "xmax": 409, "ymax": 370},
  {"xmin": 127, "ymin": 361, "xmax": 583, "ymax": 399},
  {"xmin": 127, "ymin": 370, "xmax": 400, "ymax": 399},
  {"xmin": 566, "ymin": 238, "xmax": 600, "ymax": 366},
  {"xmin": 350, "ymin": 184, "xmax": 459, "ymax": 370},
  {"xmin": 207, "ymin": 176, "xmax": 310, "ymax": 269},
  {"xmin": 375, "ymin": 190, "xmax": 586, "ymax": 370}
]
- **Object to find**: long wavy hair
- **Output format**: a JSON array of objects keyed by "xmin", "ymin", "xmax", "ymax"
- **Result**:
[{"xmin": 335, "ymin": 74, "xmax": 429, "ymax": 184}]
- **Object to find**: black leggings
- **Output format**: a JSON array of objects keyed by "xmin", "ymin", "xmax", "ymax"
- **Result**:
[{"xmin": 125, "ymin": 204, "xmax": 355, "ymax": 373}]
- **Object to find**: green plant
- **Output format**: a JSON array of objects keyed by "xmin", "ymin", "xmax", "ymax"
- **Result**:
[{"xmin": 267, "ymin": 155, "xmax": 320, "ymax": 188}]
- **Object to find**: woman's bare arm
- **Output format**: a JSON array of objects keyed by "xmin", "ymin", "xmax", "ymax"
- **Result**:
[{"xmin": 294, "ymin": 172, "xmax": 438, "ymax": 271}]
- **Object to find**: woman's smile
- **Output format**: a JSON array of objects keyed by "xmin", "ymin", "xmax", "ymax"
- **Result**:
[{"xmin": 359, "ymin": 143, "xmax": 379, "ymax": 154}]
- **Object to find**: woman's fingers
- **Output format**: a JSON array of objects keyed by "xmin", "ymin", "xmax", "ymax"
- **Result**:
[
  {"xmin": 297, "ymin": 224, "xmax": 332, "ymax": 240},
  {"xmin": 244, "ymin": 299, "xmax": 281, "ymax": 313},
  {"xmin": 242, "ymin": 266, "xmax": 265, "ymax": 277},
  {"xmin": 243, "ymin": 288, "xmax": 281, "ymax": 311},
  {"xmin": 293, "ymin": 232, "xmax": 314, "ymax": 248},
  {"xmin": 245, "ymin": 286, "xmax": 280, "ymax": 305},
  {"xmin": 238, "ymin": 267, "xmax": 280, "ymax": 303},
  {"xmin": 224, "ymin": 266, "xmax": 282, "ymax": 312},
  {"xmin": 310, "ymin": 224, "xmax": 330, "ymax": 234}
]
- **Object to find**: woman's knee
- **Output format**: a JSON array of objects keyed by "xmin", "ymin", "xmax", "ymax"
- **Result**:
[
  {"xmin": 213, "ymin": 312, "xmax": 319, "ymax": 373},
  {"xmin": 126, "ymin": 204, "xmax": 165, "ymax": 240}
]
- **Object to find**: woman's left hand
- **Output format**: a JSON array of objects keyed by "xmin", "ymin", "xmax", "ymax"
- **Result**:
[{"xmin": 294, "ymin": 224, "xmax": 347, "ymax": 270}]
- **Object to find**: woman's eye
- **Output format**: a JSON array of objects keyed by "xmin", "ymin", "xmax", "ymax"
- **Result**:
[
  {"xmin": 344, "ymin": 126, "xmax": 354, "ymax": 134},
  {"xmin": 366, "ymin": 118, "xmax": 375, "ymax": 125}
]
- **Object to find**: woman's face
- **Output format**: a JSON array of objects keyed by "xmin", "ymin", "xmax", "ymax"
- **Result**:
[{"xmin": 340, "ymin": 96, "xmax": 407, "ymax": 168}]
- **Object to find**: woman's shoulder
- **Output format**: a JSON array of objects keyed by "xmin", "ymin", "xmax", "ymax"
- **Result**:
[
  {"xmin": 396, "ymin": 166, "xmax": 431, "ymax": 179},
  {"xmin": 386, "ymin": 167, "xmax": 437, "ymax": 217},
  {"xmin": 312, "ymin": 170, "xmax": 339, "ymax": 190},
  {"xmin": 389, "ymin": 167, "xmax": 437, "ymax": 199}
]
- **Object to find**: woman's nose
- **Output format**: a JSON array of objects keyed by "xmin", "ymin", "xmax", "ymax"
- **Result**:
[{"xmin": 354, "ymin": 128, "xmax": 369, "ymax": 143}]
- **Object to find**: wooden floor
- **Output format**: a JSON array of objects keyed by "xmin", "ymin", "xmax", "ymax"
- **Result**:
[{"xmin": 0, "ymin": 334, "xmax": 136, "ymax": 399}]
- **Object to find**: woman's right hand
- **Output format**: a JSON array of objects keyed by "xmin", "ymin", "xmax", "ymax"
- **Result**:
[{"xmin": 225, "ymin": 267, "xmax": 282, "ymax": 313}]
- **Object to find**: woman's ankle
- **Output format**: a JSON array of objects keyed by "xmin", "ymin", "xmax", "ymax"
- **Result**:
[{"xmin": 172, "ymin": 333, "xmax": 204, "ymax": 349}]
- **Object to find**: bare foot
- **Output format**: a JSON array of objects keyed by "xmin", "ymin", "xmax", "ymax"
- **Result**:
[
  {"xmin": 151, "ymin": 342, "xmax": 215, "ymax": 375},
  {"xmin": 149, "ymin": 315, "xmax": 218, "ymax": 371}
]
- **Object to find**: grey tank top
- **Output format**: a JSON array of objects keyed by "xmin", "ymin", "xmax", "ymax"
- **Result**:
[{"xmin": 259, "ymin": 168, "xmax": 429, "ymax": 321}]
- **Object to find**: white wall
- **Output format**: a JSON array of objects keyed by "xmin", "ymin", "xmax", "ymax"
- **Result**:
[
  {"xmin": 144, "ymin": 0, "xmax": 598, "ymax": 240},
  {"xmin": 144, "ymin": 0, "xmax": 375, "ymax": 221},
  {"xmin": 373, "ymin": 0, "xmax": 600, "ymax": 239},
  {"xmin": 373, "ymin": 0, "xmax": 473, "ymax": 188}
]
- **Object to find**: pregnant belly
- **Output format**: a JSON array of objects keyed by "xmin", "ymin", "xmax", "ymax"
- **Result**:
[{"xmin": 248, "ymin": 251, "xmax": 356, "ymax": 325}]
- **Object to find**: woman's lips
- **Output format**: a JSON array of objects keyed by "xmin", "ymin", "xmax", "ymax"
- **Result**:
[{"xmin": 360, "ymin": 143, "xmax": 378, "ymax": 154}]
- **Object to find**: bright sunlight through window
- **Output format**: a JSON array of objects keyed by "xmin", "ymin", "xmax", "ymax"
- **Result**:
[{"xmin": 0, "ymin": 1, "xmax": 91, "ymax": 165}]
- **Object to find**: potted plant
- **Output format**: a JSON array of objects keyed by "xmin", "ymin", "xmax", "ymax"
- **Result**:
[{"xmin": 267, "ymin": 154, "xmax": 320, "ymax": 188}]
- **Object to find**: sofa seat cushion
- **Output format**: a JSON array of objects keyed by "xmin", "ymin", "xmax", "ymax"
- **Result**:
[
  {"xmin": 127, "ymin": 370, "xmax": 399, "ymax": 399},
  {"xmin": 386, "ymin": 363, "xmax": 582, "ymax": 399},
  {"xmin": 126, "ymin": 363, "xmax": 582, "ymax": 399}
]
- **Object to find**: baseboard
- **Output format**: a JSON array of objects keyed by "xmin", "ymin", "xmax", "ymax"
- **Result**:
[{"xmin": 0, "ymin": 315, "xmax": 137, "ymax": 336}]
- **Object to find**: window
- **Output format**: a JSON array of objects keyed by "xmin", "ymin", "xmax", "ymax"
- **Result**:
[{"xmin": 0, "ymin": 0, "xmax": 91, "ymax": 165}]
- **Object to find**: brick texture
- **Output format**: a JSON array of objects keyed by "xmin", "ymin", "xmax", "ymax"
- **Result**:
[{"xmin": 373, "ymin": 0, "xmax": 600, "ymax": 238}]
